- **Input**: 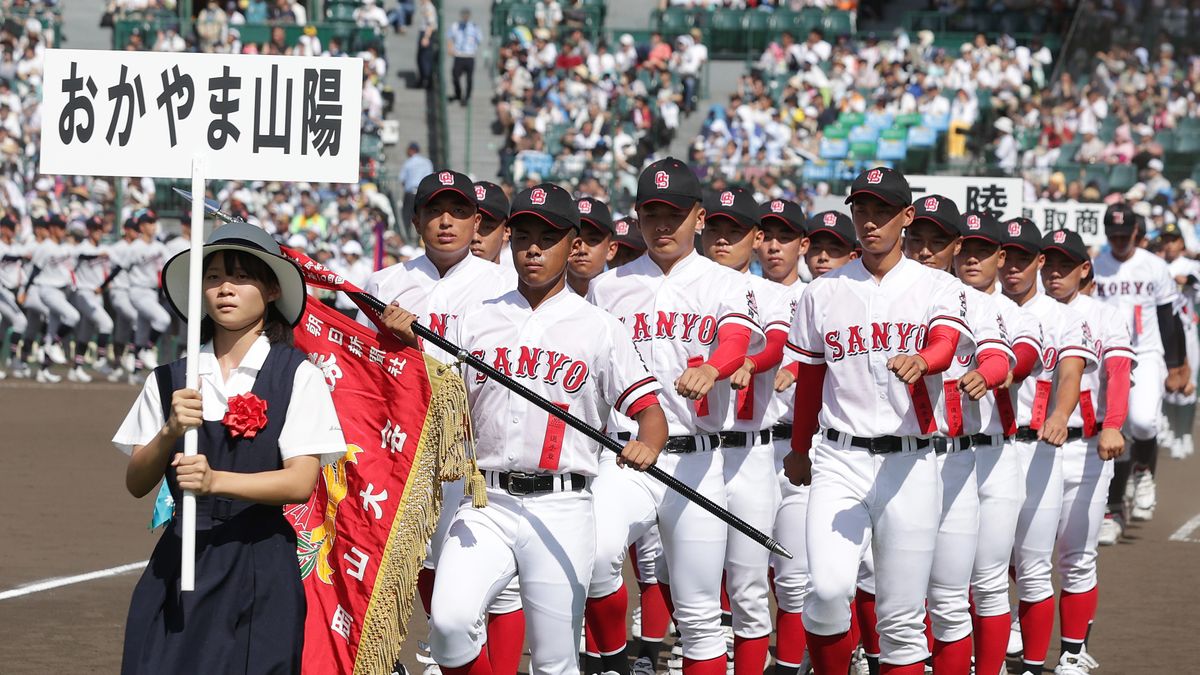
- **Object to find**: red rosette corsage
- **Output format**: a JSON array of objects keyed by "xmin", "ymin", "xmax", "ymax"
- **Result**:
[{"xmin": 223, "ymin": 393, "xmax": 269, "ymax": 439}]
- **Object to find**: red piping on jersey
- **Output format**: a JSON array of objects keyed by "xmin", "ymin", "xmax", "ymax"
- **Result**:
[
  {"xmin": 615, "ymin": 376, "xmax": 657, "ymax": 413},
  {"xmin": 790, "ymin": 363, "xmax": 826, "ymax": 455},
  {"xmin": 626, "ymin": 392, "xmax": 660, "ymax": 418},
  {"xmin": 916, "ymin": 325, "xmax": 961, "ymax": 375},
  {"xmin": 747, "ymin": 329, "xmax": 788, "ymax": 374},
  {"xmin": 1102, "ymin": 356, "xmax": 1132, "ymax": 430},
  {"xmin": 1011, "ymin": 342, "xmax": 1039, "ymax": 382},
  {"xmin": 975, "ymin": 349, "xmax": 1011, "ymax": 388},
  {"xmin": 704, "ymin": 324, "xmax": 753, "ymax": 379}
]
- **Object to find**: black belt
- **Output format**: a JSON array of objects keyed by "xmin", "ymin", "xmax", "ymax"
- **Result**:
[
  {"xmin": 930, "ymin": 433, "xmax": 1003, "ymax": 454},
  {"xmin": 824, "ymin": 428, "xmax": 931, "ymax": 455},
  {"xmin": 485, "ymin": 471, "xmax": 588, "ymax": 496},
  {"xmin": 1014, "ymin": 426, "xmax": 1084, "ymax": 443},
  {"xmin": 615, "ymin": 432, "xmax": 720, "ymax": 453},
  {"xmin": 719, "ymin": 429, "xmax": 771, "ymax": 448},
  {"xmin": 771, "ymin": 422, "xmax": 792, "ymax": 440}
]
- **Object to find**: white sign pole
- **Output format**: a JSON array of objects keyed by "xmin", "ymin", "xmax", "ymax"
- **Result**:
[{"xmin": 180, "ymin": 156, "xmax": 206, "ymax": 592}]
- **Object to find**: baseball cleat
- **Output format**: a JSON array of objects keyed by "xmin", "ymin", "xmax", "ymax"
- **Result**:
[
  {"xmin": 67, "ymin": 366, "xmax": 93, "ymax": 383},
  {"xmin": 138, "ymin": 347, "xmax": 159, "ymax": 370},
  {"xmin": 44, "ymin": 342, "xmax": 67, "ymax": 365},
  {"xmin": 1053, "ymin": 649, "xmax": 1099, "ymax": 674},
  {"xmin": 92, "ymin": 357, "xmax": 115, "ymax": 376},
  {"xmin": 121, "ymin": 350, "xmax": 136, "ymax": 372},
  {"xmin": 1130, "ymin": 469, "xmax": 1156, "ymax": 521},
  {"xmin": 36, "ymin": 368, "xmax": 62, "ymax": 383},
  {"xmin": 1098, "ymin": 511, "xmax": 1123, "ymax": 545},
  {"xmin": 631, "ymin": 605, "xmax": 642, "ymax": 640},
  {"xmin": 1006, "ymin": 615, "xmax": 1023, "ymax": 656},
  {"xmin": 0, "ymin": 368, "xmax": 6, "ymax": 380},
  {"xmin": 849, "ymin": 647, "xmax": 869, "ymax": 675},
  {"xmin": 631, "ymin": 656, "xmax": 656, "ymax": 675},
  {"xmin": 10, "ymin": 361, "xmax": 31, "ymax": 379}
]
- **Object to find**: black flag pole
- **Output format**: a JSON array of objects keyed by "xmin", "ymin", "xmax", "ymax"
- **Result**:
[{"xmin": 175, "ymin": 189, "xmax": 793, "ymax": 559}]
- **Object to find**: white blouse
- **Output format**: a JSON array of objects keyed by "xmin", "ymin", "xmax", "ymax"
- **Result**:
[{"xmin": 112, "ymin": 335, "xmax": 346, "ymax": 466}]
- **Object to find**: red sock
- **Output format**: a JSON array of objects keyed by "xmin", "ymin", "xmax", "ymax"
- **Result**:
[
  {"xmin": 1018, "ymin": 597, "xmax": 1055, "ymax": 666},
  {"xmin": 855, "ymin": 589, "xmax": 880, "ymax": 656},
  {"xmin": 923, "ymin": 613, "xmax": 933, "ymax": 653},
  {"xmin": 640, "ymin": 582, "xmax": 670, "ymax": 641},
  {"xmin": 1059, "ymin": 587, "xmax": 1098, "ymax": 643},
  {"xmin": 775, "ymin": 610, "xmax": 807, "ymax": 666},
  {"xmin": 805, "ymin": 630, "xmax": 856, "ymax": 674},
  {"xmin": 442, "ymin": 652, "xmax": 493, "ymax": 675},
  {"xmin": 684, "ymin": 655, "xmax": 727, "ymax": 675},
  {"xmin": 879, "ymin": 662, "xmax": 926, "ymax": 674},
  {"xmin": 733, "ymin": 635, "xmax": 769, "ymax": 675},
  {"xmin": 418, "ymin": 567, "xmax": 436, "ymax": 616},
  {"xmin": 585, "ymin": 586, "xmax": 629, "ymax": 655},
  {"xmin": 584, "ymin": 621, "xmax": 598, "ymax": 655},
  {"xmin": 487, "ymin": 610, "xmax": 524, "ymax": 675},
  {"xmin": 972, "ymin": 612, "xmax": 1010, "ymax": 675},
  {"xmin": 932, "ymin": 635, "xmax": 973, "ymax": 675},
  {"xmin": 720, "ymin": 572, "xmax": 731, "ymax": 615},
  {"xmin": 848, "ymin": 594, "xmax": 862, "ymax": 649},
  {"xmin": 661, "ymin": 582, "xmax": 676, "ymax": 617}
]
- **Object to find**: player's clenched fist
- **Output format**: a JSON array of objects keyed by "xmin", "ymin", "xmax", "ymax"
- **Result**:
[
  {"xmin": 886, "ymin": 354, "xmax": 929, "ymax": 384},
  {"xmin": 1097, "ymin": 427, "xmax": 1125, "ymax": 460},
  {"xmin": 729, "ymin": 358, "xmax": 755, "ymax": 390},
  {"xmin": 675, "ymin": 363, "xmax": 719, "ymax": 400},
  {"xmin": 957, "ymin": 370, "xmax": 989, "ymax": 400},
  {"xmin": 173, "ymin": 453, "xmax": 216, "ymax": 495},
  {"xmin": 774, "ymin": 367, "xmax": 795, "ymax": 392},
  {"xmin": 783, "ymin": 450, "xmax": 812, "ymax": 486},
  {"xmin": 616, "ymin": 440, "xmax": 660, "ymax": 471},
  {"xmin": 380, "ymin": 302, "xmax": 419, "ymax": 348},
  {"xmin": 165, "ymin": 388, "xmax": 203, "ymax": 439},
  {"xmin": 1039, "ymin": 411, "xmax": 1069, "ymax": 447}
]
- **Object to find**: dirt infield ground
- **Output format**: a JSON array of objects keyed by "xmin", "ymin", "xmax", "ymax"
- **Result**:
[{"xmin": 1, "ymin": 378, "xmax": 1198, "ymax": 674}]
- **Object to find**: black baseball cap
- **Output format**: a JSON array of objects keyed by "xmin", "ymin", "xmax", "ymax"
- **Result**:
[
  {"xmin": 1158, "ymin": 221, "xmax": 1184, "ymax": 240},
  {"xmin": 1041, "ymin": 229, "xmax": 1089, "ymax": 264},
  {"xmin": 137, "ymin": 209, "xmax": 157, "ymax": 224},
  {"xmin": 473, "ymin": 180, "xmax": 510, "ymax": 221},
  {"xmin": 123, "ymin": 216, "xmax": 138, "ymax": 231},
  {"xmin": 805, "ymin": 210, "xmax": 857, "ymax": 248},
  {"xmin": 508, "ymin": 183, "xmax": 580, "ymax": 232},
  {"xmin": 845, "ymin": 166, "xmax": 912, "ymax": 206},
  {"xmin": 704, "ymin": 187, "xmax": 760, "ymax": 229},
  {"xmin": 911, "ymin": 194, "xmax": 961, "ymax": 236},
  {"xmin": 180, "ymin": 210, "xmax": 191, "ymax": 225},
  {"xmin": 0, "ymin": 214, "xmax": 14, "ymax": 228},
  {"xmin": 576, "ymin": 196, "xmax": 614, "ymax": 234},
  {"xmin": 637, "ymin": 157, "xmax": 702, "ymax": 210},
  {"xmin": 958, "ymin": 210, "xmax": 1003, "ymax": 245},
  {"xmin": 31, "ymin": 215, "xmax": 47, "ymax": 228},
  {"xmin": 416, "ymin": 170, "xmax": 475, "ymax": 209},
  {"xmin": 47, "ymin": 212, "xmax": 67, "ymax": 228},
  {"xmin": 612, "ymin": 217, "xmax": 646, "ymax": 251},
  {"xmin": 999, "ymin": 217, "xmax": 1042, "ymax": 254},
  {"xmin": 758, "ymin": 199, "xmax": 806, "ymax": 234},
  {"xmin": 86, "ymin": 215, "xmax": 105, "ymax": 230},
  {"xmin": 1103, "ymin": 204, "xmax": 1137, "ymax": 236}
]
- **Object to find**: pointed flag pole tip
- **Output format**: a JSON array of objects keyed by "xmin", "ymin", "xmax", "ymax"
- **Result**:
[{"xmin": 172, "ymin": 187, "xmax": 238, "ymax": 223}]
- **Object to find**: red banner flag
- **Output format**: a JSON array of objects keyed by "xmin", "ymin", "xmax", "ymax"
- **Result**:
[{"xmin": 280, "ymin": 247, "xmax": 477, "ymax": 675}]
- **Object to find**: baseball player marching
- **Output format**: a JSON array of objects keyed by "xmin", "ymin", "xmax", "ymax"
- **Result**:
[
  {"xmin": 1156, "ymin": 221, "xmax": 1200, "ymax": 459},
  {"xmin": 382, "ymin": 183, "xmax": 668, "ymax": 675},
  {"xmin": 585, "ymin": 158, "xmax": 762, "ymax": 675},
  {"xmin": 471, "ymin": 180, "xmax": 519, "ymax": 288},
  {"xmin": 67, "ymin": 216, "xmax": 116, "ymax": 382},
  {"xmin": 23, "ymin": 213, "xmax": 81, "ymax": 383},
  {"xmin": 784, "ymin": 167, "xmax": 977, "ymax": 675},
  {"xmin": 1041, "ymin": 229, "xmax": 1134, "ymax": 675},
  {"xmin": 125, "ymin": 210, "xmax": 173, "ymax": 373},
  {"xmin": 0, "ymin": 214, "xmax": 31, "ymax": 378}
]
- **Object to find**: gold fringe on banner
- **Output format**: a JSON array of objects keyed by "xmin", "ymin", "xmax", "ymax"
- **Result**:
[{"xmin": 352, "ymin": 354, "xmax": 478, "ymax": 675}]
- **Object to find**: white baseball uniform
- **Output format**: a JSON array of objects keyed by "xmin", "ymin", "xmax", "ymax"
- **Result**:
[
  {"xmin": 106, "ymin": 238, "xmax": 139, "ymax": 342},
  {"xmin": 0, "ymin": 238, "xmax": 28, "ymax": 336},
  {"xmin": 428, "ymin": 288, "xmax": 660, "ymax": 673},
  {"xmin": 29, "ymin": 238, "xmax": 80, "ymax": 330},
  {"xmin": 70, "ymin": 240, "xmax": 115, "ymax": 339},
  {"xmin": 1165, "ymin": 255, "xmax": 1199, "ymax": 407},
  {"xmin": 1092, "ymin": 248, "xmax": 1179, "ymax": 441},
  {"xmin": 586, "ymin": 250, "xmax": 762, "ymax": 662},
  {"xmin": 785, "ymin": 256, "xmax": 973, "ymax": 667},
  {"xmin": 1008, "ymin": 294, "xmax": 1096, "ymax": 605},
  {"xmin": 124, "ymin": 237, "xmax": 172, "ymax": 339}
]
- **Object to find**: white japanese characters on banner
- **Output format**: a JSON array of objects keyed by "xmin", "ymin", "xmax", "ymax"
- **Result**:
[
  {"xmin": 815, "ymin": 175, "xmax": 1025, "ymax": 221},
  {"xmin": 40, "ymin": 49, "xmax": 363, "ymax": 183},
  {"xmin": 1022, "ymin": 200, "xmax": 1107, "ymax": 247}
]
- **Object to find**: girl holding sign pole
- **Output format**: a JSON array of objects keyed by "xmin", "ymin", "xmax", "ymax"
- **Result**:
[{"xmin": 112, "ymin": 222, "xmax": 345, "ymax": 674}]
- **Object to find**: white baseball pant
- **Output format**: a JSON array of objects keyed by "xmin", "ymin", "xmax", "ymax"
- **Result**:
[
  {"xmin": 771, "ymin": 438, "xmax": 810, "ymax": 615},
  {"xmin": 429, "ymin": 488, "xmax": 593, "ymax": 674},
  {"xmin": 1056, "ymin": 438, "xmax": 1114, "ymax": 594},
  {"xmin": 0, "ymin": 286, "xmax": 27, "ymax": 334},
  {"xmin": 1126, "ymin": 354, "xmax": 1165, "ymax": 441},
  {"xmin": 722, "ymin": 435, "xmax": 780, "ymax": 639},
  {"xmin": 804, "ymin": 438, "xmax": 940, "ymax": 667},
  {"xmin": 108, "ymin": 287, "xmax": 138, "ymax": 344},
  {"xmin": 21, "ymin": 286, "xmax": 48, "ymax": 320},
  {"xmin": 425, "ymin": 479, "xmax": 466, "ymax": 570},
  {"xmin": 970, "ymin": 442, "xmax": 1024, "ymax": 617},
  {"xmin": 70, "ymin": 289, "xmax": 113, "ymax": 340},
  {"xmin": 632, "ymin": 524, "xmax": 663, "ymax": 585},
  {"xmin": 129, "ymin": 286, "xmax": 171, "ymax": 342},
  {"xmin": 33, "ymin": 285, "xmax": 79, "ymax": 329},
  {"xmin": 927, "ymin": 446, "xmax": 978, "ymax": 644},
  {"xmin": 590, "ymin": 445, "xmax": 729, "ymax": 661},
  {"xmin": 1011, "ymin": 439, "xmax": 1063, "ymax": 603}
]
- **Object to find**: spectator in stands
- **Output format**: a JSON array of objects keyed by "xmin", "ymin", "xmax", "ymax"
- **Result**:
[
  {"xmin": 387, "ymin": 0, "xmax": 414, "ymax": 34},
  {"xmin": 355, "ymin": 0, "xmax": 390, "ymax": 30},
  {"xmin": 415, "ymin": 0, "xmax": 437, "ymax": 89},
  {"xmin": 1075, "ymin": 129, "xmax": 1106, "ymax": 164},
  {"xmin": 399, "ymin": 142, "xmax": 432, "ymax": 240},
  {"xmin": 1101, "ymin": 125, "xmax": 1136, "ymax": 164},
  {"xmin": 536, "ymin": 0, "xmax": 563, "ymax": 33},
  {"xmin": 296, "ymin": 25, "xmax": 322, "ymax": 57},
  {"xmin": 244, "ymin": 0, "xmax": 269, "ymax": 23},
  {"xmin": 196, "ymin": 1, "xmax": 227, "ymax": 53},
  {"xmin": 155, "ymin": 25, "xmax": 186, "ymax": 53},
  {"xmin": 994, "ymin": 116, "xmax": 1019, "ymax": 171},
  {"xmin": 672, "ymin": 30, "xmax": 707, "ymax": 115},
  {"xmin": 645, "ymin": 32, "xmax": 672, "ymax": 71},
  {"xmin": 1144, "ymin": 158, "xmax": 1172, "ymax": 198}
]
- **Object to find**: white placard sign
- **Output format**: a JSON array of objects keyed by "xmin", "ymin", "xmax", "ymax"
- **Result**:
[
  {"xmin": 815, "ymin": 174, "xmax": 1025, "ymax": 221},
  {"xmin": 40, "ymin": 48, "xmax": 363, "ymax": 183},
  {"xmin": 1022, "ymin": 200, "xmax": 1107, "ymax": 247}
]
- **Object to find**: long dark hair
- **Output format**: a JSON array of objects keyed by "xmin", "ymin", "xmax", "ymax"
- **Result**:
[{"xmin": 199, "ymin": 249, "xmax": 294, "ymax": 346}]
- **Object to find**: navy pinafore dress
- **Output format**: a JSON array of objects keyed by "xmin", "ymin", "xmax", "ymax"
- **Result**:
[{"xmin": 122, "ymin": 343, "xmax": 310, "ymax": 675}]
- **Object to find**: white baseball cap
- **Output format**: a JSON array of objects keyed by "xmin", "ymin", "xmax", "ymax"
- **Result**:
[{"xmin": 342, "ymin": 240, "xmax": 364, "ymax": 257}]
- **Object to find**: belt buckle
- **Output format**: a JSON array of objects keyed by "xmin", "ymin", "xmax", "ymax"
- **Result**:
[{"xmin": 505, "ymin": 471, "xmax": 532, "ymax": 496}]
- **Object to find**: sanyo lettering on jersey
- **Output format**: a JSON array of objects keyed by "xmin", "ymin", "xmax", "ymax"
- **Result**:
[
  {"xmin": 821, "ymin": 321, "xmax": 929, "ymax": 362},
  {"xmin": 620, "ymin": 310, "xmax": 720, "ymax": 344},
  {"xmin": 469, "ymin": 346, "xmax": 591, "ymax": 392}
]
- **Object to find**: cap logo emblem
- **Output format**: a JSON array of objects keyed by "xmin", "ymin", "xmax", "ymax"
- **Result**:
[
  {"xmin": 770, "ymin": 200, "xmax": 785, "ymax": 213},
  {"xmin": 530, "ymin": 188, "xmax": 547, "ymax": 206},
  {"xmin": 1054, "ymin": 230, "xmax": 1067, "ymax": 244},
  {"xmin": 438, "ymin": 171, "xmax": 454, "ymax": 186},
  {"xmin": 578, "ymin": 200, "xmax": 592, "ymax": 214},
  {"xmin": 474, "ymin": 185, "xmax": 486, "ymax": 200},
  {"xmin": 655, "ymin": 170, "xmax": 670, "ymax": 189},
  {"xmin": 616, "ymin": 220, "xmax": 630, "ymax": 235},
  {"xmin": 823, "ymin": 212, "xmax": 837, "ymax": 226},
  {"xmin": 966, "ymin": 214, "xmax": 981, "ymax": 230},
  {"xmin": 866, "ymin": 169, "xmax": 883, "ymax": 184},
  {"xmin": 924, "ymin": 197, "xmax": 939, "ymax": 211},
  {"xmin": 1007, "ymin": 221, "xmax": 1021, "ymax": 236},
  {"xmin": 1112, "ymin": 210, "xmax": 1124, "ymax": 225},
  {"xmin": 720, "ymin": 191, "xmax": 735, "ymax": 207}
]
